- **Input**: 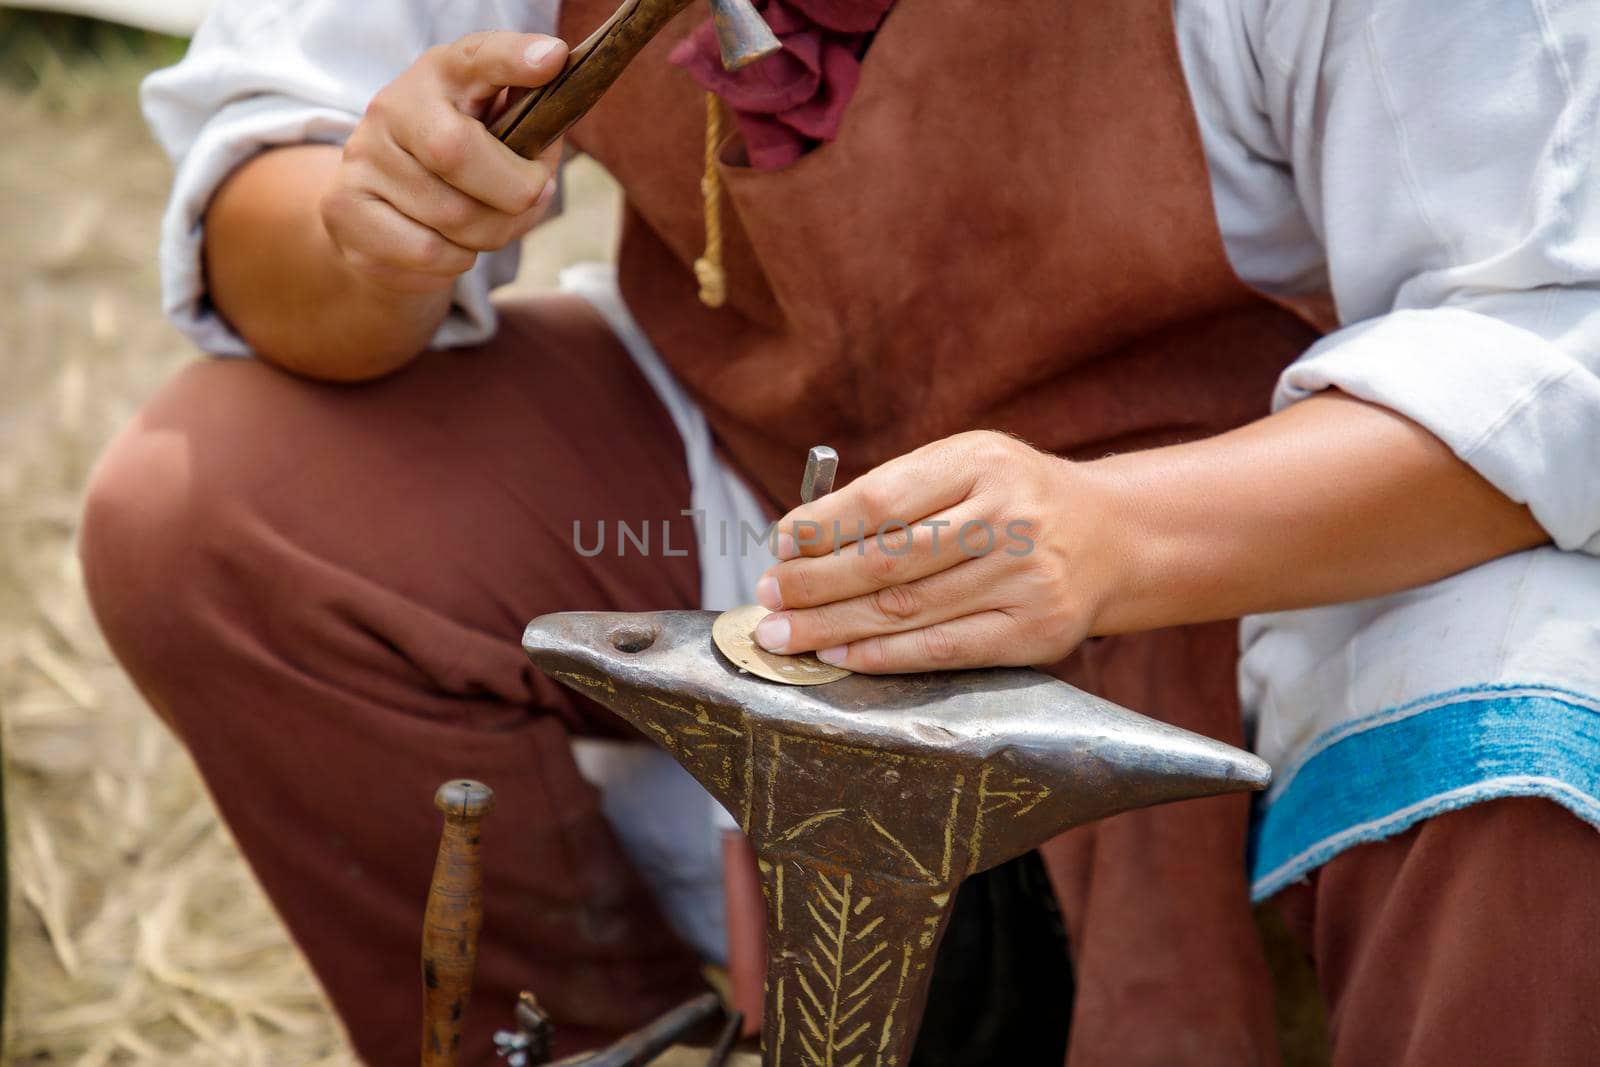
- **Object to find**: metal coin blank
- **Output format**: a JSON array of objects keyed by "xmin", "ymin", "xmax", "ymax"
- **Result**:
[{"xmin": 711, "ymin": 604, "xmax": 851, "ymax": 686}]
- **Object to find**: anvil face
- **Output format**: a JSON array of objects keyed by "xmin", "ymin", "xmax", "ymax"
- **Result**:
[
  {"xmin": 523, "ymin": 610, "xmax": 1268, "ymax": 871},
  {"xmin": 524, "ymin": 610, "xmax": 1270, "ymax": 1067}
]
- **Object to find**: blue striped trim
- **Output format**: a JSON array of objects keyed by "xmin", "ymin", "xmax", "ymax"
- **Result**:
[{"xmin": 1249, "ymin": 686, "xmax": 1600, "ymax": 900}]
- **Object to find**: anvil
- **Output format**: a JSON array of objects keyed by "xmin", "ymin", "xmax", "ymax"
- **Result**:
[{"xmin": 524, "ymin": 610, "xmax": 1269, "ymax": 1066}]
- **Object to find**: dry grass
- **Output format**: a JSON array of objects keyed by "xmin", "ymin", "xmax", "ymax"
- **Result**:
[
  {"xmin": 0, "ymin": 54, "xmax": 334, "ymax": 1067},
  {"xmin": 0, "ymin": 49, "xmax": 624, "ymax": 1066}
]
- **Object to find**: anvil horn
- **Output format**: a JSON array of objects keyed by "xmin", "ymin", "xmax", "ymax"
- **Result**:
[{"xmin": 524, "ymin": 610, "xmax": 1269, "ymax": 1065}]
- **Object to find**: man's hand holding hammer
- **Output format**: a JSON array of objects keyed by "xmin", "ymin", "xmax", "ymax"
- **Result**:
[{"xmin": 202, "ymin": 32, "xmax": 568, "ymax": 381}]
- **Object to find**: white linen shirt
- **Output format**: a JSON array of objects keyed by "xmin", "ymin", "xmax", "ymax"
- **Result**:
[{"xmin": 144, "ymin": 0, "xmax": 1600, "ymax": 927}]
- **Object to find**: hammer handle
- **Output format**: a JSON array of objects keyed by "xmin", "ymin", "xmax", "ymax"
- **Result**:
[
  {"xmin": 491, "ymin": 0, "xmax": 696, "ymax": 158},
  {"xmin": 422, "ymin": 780, "xmax": 495, "ymax": 1067}
]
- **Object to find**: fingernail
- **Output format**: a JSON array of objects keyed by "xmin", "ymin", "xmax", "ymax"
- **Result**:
[
  {"xmin": 775, "ymin": 532, "xmax": 798, "ymax": 560},
  {"xmin": 525, "ymin": 38, "xmax": 560, "ymax": 66},
  {"xmin": 755, "ymin": 575, "xmax": 783, "ymax": 611},
  {"xmin": 817, "ymin": 645, "xmax": 848, "ymax": 666},
  {"xmin": 535, "ymin": 176, "xmax": 557, "ymax": 207},
  {"xmin": 755, "ymin": 614, "xmax": 790, "ymax": 653}
]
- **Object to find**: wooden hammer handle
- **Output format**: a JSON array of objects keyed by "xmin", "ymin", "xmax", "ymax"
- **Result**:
[
  {"xmin": 489, "ymin": 0, "xmax": 696, "ymax": 158},
  {"xmin": 421, "ymin": 779, "xmax": 495, "ymax": 1067}
]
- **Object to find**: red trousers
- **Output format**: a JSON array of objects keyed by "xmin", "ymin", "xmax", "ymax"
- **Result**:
[{"xmin": 81, "ymin": 295, "xmax": 1600, "ymax": 1065}]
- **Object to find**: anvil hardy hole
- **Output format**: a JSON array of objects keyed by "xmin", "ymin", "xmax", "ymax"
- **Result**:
[{"xmin": 609, "ymin": 626, "xmax": 658, "ymax": 654}]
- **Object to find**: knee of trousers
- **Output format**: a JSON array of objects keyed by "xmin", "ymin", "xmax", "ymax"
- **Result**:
[
  {"xmin": 77, "ymin": 374, "xmax": 475, "ymax": 726},
  {"xmin": 79, "ymin": 393, "xmax": 246, "ymax": 713},
  {"xmin": 76, "ymin": 356, "xmax": 680, "ymax": 741},
  {"xmin": 71, "ymin": 357, "xmax": 392, "ymax": 737}
]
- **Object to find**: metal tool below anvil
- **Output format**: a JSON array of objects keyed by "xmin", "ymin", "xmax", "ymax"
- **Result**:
[{"xmin": 522, "ymin": 610, "xmax": 1272, "ymax": 1066}]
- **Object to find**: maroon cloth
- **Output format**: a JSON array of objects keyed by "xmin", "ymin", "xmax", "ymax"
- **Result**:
[
  {"xmin": 1275, "ymin": 797, "xmax": 1600, "ymax": 1066},
  {"xmin": 669, "ymin": 0, "xmax": 894, "ymax": 168},
  {"xmin": 81, "ymin": 296, "xmax": 713, "ymax": 1066}
]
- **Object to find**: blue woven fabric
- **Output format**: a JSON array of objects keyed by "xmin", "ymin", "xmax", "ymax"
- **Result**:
[{"xmin": 1249, "ymin": 684, "xmax": 1600, "ymax": 900}]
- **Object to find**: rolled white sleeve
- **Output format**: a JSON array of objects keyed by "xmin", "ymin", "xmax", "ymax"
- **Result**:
[
  {"xmin": 1280, "ymin": 303, "xmax": 1600, "ymax": 554},
  {"xmin": 141, "ymin": 0, "xmax": 559, "ymax": 355},
  {"xmin": 1188, "ymin": 0, "xmax": 1600, "ymax": 554}
]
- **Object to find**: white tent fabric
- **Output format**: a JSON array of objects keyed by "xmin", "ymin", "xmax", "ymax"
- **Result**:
[{"xmin": 5, "ymin": 0, "xmax": 212, "ymax": 36}]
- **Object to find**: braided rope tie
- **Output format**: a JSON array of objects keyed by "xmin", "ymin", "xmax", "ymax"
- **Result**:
[{"xmin": 693, "ymin": 91, "xmax": 729, "ymax": 309}]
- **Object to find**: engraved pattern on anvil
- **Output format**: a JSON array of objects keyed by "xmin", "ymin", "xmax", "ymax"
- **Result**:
[
  {"xmin": 522, "ymin": 609, "xmax": 1272, "ymax": 1067},
  {"xmin": 766, "ymin": 861, "xmax": 950, "ymax": 1067}
]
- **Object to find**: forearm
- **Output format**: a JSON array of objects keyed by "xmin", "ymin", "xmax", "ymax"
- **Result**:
[
  {"xmin": 203, "ymin": 144, "xmax": 451, "ymax": 381},
  {"xmin": 1090, "ymin": 392, "xmax": 1550, "ymax": 634}
]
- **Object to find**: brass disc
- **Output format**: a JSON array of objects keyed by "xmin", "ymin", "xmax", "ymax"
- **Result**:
[{"xmin": 711, "ymin": 604, "xmax": 851, "ymax": 686}]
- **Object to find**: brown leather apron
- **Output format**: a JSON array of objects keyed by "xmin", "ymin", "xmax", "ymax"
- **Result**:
[{"xmin": 562, "ymin": 0, "xmax": 1317, "ymax": 508}]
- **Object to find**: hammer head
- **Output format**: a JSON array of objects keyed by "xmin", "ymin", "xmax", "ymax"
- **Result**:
[
  {"xmin": 524, "ymin": 610, "xmax": 1269, "ymax": 871},
  {"xmin": 708, "ymin": 0, "xmax": 782, "ymax": 71}
]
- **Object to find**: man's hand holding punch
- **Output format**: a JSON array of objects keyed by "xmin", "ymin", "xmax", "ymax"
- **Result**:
[
  {"xmin": 751, "ymin": 431, "xmax": 1113, "ymax": 673},
  {"xmin": 753, "ymin": 398, "xmax": 1547, "ymax": 674}
]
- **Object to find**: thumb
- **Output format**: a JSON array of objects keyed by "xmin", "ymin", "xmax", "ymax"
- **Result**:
[{"xmin": 436, "ymin": 31, "xmax": 568, "ymax": 112}]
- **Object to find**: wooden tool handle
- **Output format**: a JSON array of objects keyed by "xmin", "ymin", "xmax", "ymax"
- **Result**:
[
  {"xmin": 422, "ymin": 779, "xmax": 495, "ymax": 1067},
  {"xmin": 490, "ymin": 0, "xmax": 697, "ymax": 158}
]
